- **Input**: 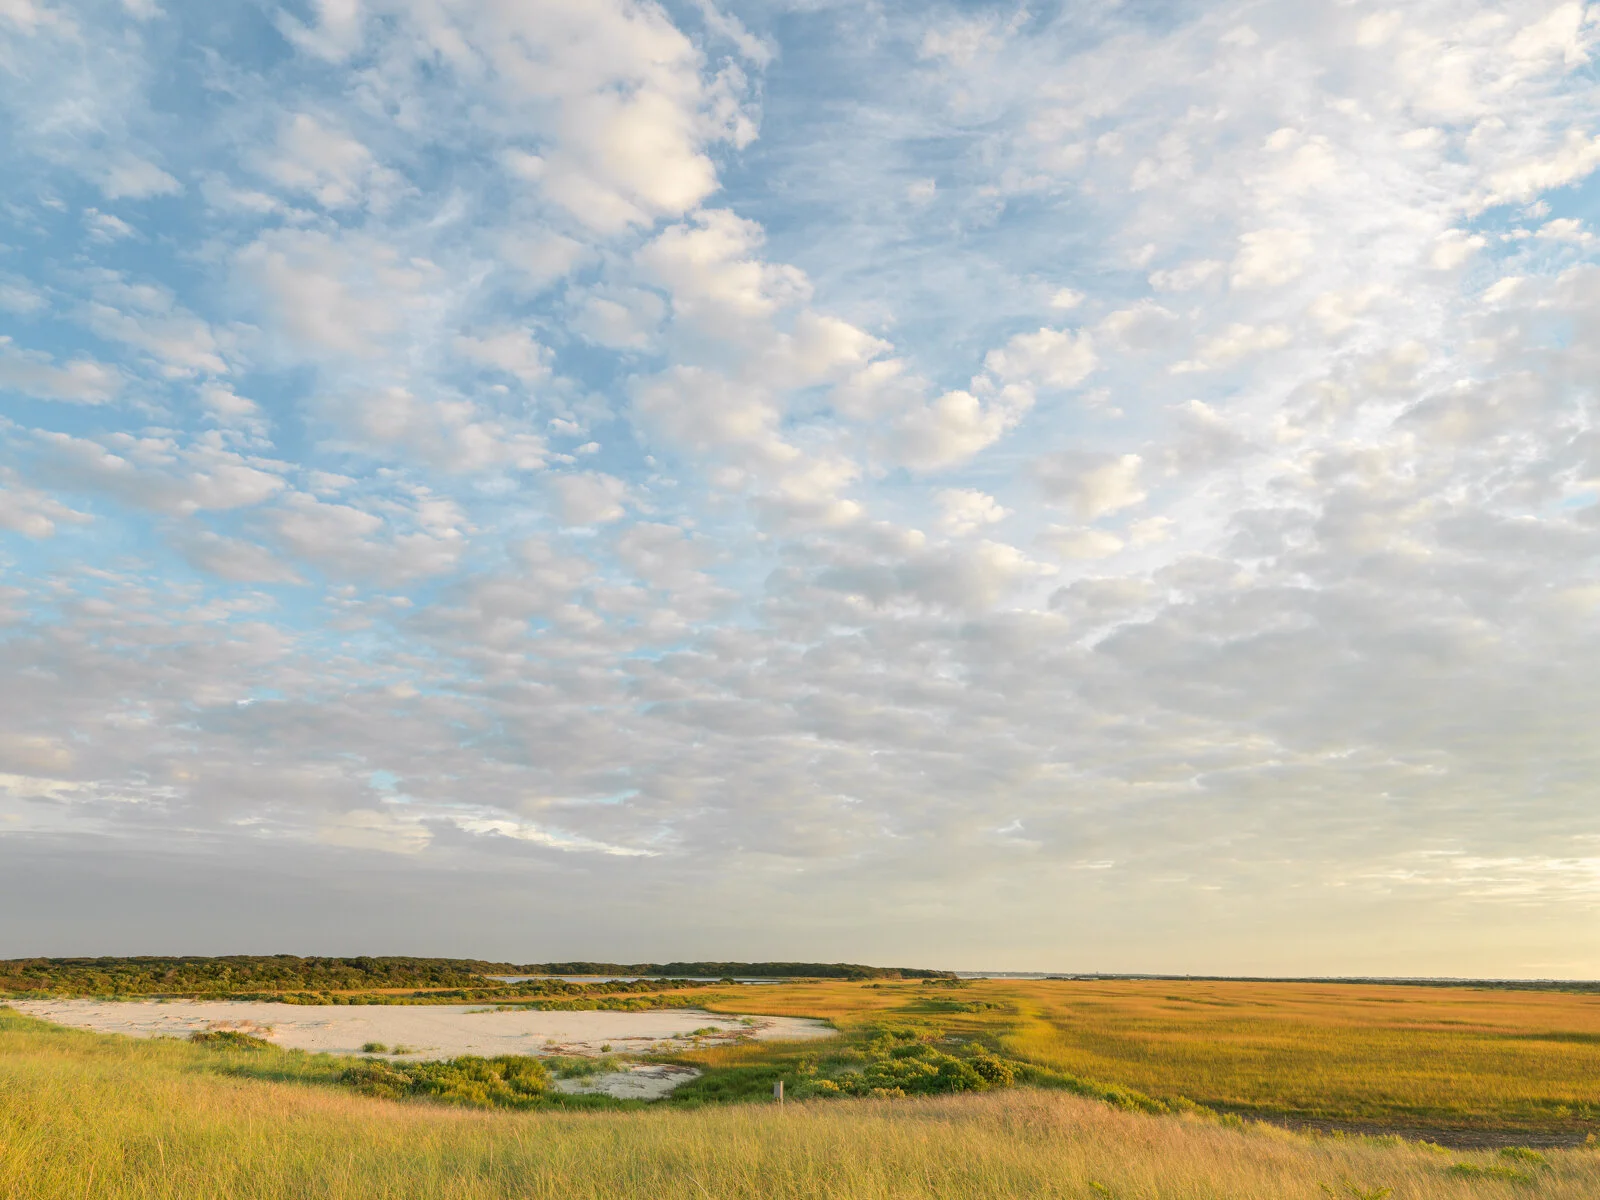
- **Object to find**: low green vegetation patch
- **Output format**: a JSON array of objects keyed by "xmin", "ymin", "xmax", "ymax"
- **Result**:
[
  {"xmin": 339, "ymin": 1055, "xmax": 551, "ymax": 1109},
  {"xmin": 188, "ymin": 1030, "xmax": 274, "ymax": 1051},
  {"xmin": 1446, "ymin": 1162, "xmax": 1534, "ymax": 1183},
  {"xmin": 1500, "ymin": 1147, "xmax": 1550, "ymax": 1167},
  {"xmin": 801, "ymin": 1030, "xmax": 1018, "ymax": 1098}
]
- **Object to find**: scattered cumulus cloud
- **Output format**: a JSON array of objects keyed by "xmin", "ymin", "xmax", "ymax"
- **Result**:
[{"xmin": 1, "ymin": 0, "xmax": 1599, "ymax": 973}]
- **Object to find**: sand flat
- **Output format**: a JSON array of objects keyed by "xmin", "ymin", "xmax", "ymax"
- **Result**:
[
  {"xmin": 554, "ymin": 1064, "xmax": 703, "ymax": 1100},
  {"xmin": 11, "ymin": 1000, "xmax": 834, "ymax": 1060}
]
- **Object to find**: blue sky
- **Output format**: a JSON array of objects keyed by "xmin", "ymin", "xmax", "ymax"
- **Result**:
[{"xmin": 3, "ymin": 0, "xmax": 1600, "ymax": 974}]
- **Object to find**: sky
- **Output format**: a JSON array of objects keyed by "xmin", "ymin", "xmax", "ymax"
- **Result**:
[{"xmin": 1, "ymin": 0, "xmax": 1599, "ymax": 976}]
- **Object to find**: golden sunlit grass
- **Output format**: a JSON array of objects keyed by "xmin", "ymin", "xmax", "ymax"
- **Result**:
[
  {"xmin": 677, "ymin": 978, "xmax": 1600, "ymax": 1133},
  {"xmin": 5, "ymin": 1006, "xmax": 1599, "ymax": 1200}
]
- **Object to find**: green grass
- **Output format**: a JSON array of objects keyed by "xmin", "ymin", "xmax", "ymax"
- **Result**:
[{"xmin": 6, "ymin": 1007, "xmax": 1600, "ymax": 1200}]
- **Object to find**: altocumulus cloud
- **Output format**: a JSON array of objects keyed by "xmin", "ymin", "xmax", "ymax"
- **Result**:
[{"xmin": 2, "ymin": 0, "xmax": 1600, "ymax": 976}]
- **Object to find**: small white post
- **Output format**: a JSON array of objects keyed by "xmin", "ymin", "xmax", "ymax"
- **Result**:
[{"xmin": 773, "ymin": 1080, "xmax": 784, "ymax": 1104}]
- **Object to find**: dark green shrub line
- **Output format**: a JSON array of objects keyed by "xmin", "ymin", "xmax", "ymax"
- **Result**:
[
  {"xmin": 0, "ymin": 956, "xmax": 953, "ymax": 998},
  {"xmin": 523, "ymin": 962, "xmax": 954, "ymax": 980}
]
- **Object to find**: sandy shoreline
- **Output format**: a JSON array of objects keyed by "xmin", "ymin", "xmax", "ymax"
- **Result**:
[{"xmin": 10, "ymin": 999, "xmax": 834, "ymax": 1061}]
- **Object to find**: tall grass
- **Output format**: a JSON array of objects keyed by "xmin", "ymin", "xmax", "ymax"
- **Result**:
[
  {"xmin": 680, "ymin": 979, "xmax": 1600, "ymax": 1131},
  {"xmin": 4, "ymin": 1007, "xmax": 1599, "ymax": 1199}
]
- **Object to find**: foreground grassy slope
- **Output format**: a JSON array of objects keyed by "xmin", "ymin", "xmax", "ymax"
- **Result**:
[
  {"xmin": 4, "ymin": 1008, "xmax": 1598, "ymax": 1200},
  {"xmin": 677, "ymin": 979, "xmax": 1600, "ymax": 1133}
]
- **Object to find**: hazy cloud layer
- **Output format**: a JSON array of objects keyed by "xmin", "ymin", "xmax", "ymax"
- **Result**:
[{"xmin": 2, "ymin": 0, "xmax": 1599, "ymax": 974}]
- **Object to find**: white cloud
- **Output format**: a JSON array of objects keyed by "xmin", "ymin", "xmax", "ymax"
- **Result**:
[
  {"xmin": 84, "ymin": 209, "xmax": 135, "ymax": 242},
  {"xmin": 0, "ymin": 277, "xmax": 45, "ymax": 314},
  {"xmin": 0, "ymin": 0, "xmax": 67, "ymax": 32},
  {"xmin": 919, "ymin": 15, "xmax": 1014, "ymax": 67},
  {"xmin": 1037, "ymin": 524, "xmax": 1124, "ymax": 559},
  {"xmin": 551, "ymin": 472, "xmax": 627, "ymax": 526},
  {"xmin": 259, "ymin": 113, "xmax": 399, "ymax": 210},
  {"xmin": 0, "ymin": 471, "xmax": 90, "ymax": 538},
  {"xmin": 454, "ymin": 328, "xmax": 552, "ymax": 384},
  {"xmin": 1430, "ymin": 230, "xmax": 1487, "ymax": 270},
  {"xmin": 175, "ymin": 530, "xmax": 302, "ymax": 584},
  {"xmin": 338, "ymin": 387, "xmax": 546, "ymax": 473},
  {"xmin": 1483, "ymin": 130, "xmax": 1600, "ymax": 208},
  {"xmin": 32, "ymin": 430, "xmax": 287, "ymax": 514},
  {"xmin": 277, "ymin": 0, "xmax": 365, "ymax": 62},
  {"xmin": 499, "ymin": 232, "xmax": 591, "ymax": 292},
  {"xmin": 198, "ymin": 383, "xmax": 262, "ymax": 427},
  {"xmin": 318, "ymin": 808, "xmax": 431, "ymax": 855},
  {"xmin": 983, "ymin": 327, "xmax": 1097, "ymax": 388},
  {"xmin": 639, "ymin": 209, "xmax": 810, "ymax": 327},
  {"xmin": 270, "ymin": 490, "xmax": 464, "ymax": 581},
  {"xmin": 1231, "ymin": 228, "xmax": 1312, "ymax": 288},
  {"xmin": 99, "ymin": 155, "xmax": 181, "ymax": 200},
  {"xmin": 1536, "ymin": 217, "xmax": 1594, "ymax": 244},
  {"xmin": 570, "ymin": 289, "xmax": 666, "ymax": 350},
  {"xmin": 1172, "ymin": 323, "xmax": 1290, "ymax": 372},
  {"xmin": 1149, "ymin": 259, "xmax": 1223, "ymax": 292},
  {"xmin": 82, "ymin": 275, "xmax": 229, "ymax": 377},
  {"xmin": 891, "ymin": 383, "xmax": 1035, "ymax": 471},
  {"xmin": 236, "ymin": 228, "xmax": 428, "ymax": 358},
  {"xmin": 632, "ymin": 365, "xmax": 784, "ymax": 459},
  {"xmin": 1505, "ymin": 3, "xmax": 1590, "ymax": 66},
  {"xmin": 0, "ymin": 339, "xmax": 121, "ymax": 403},
  {"xmin": 936, "ymin": 488, "xmax": 1009, "ymax": 535},
  {"xmin": 1034, "ymin": 452, "xmax": 1145, "ymax": 519}
]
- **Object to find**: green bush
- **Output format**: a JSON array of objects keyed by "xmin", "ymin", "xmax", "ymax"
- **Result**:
[
  {"xmin": 188, "ymin": 1031, "xmax": 273, "ymax": 1050},
  {"xmin": 796, "ymin": 1032, "xmax": 1024, "ymax": 1099},
  {"xmin": 1447, "ymin": 1162, "xmax": 1532, "ymax": 1183},
  {"xmin": 338, "ymin": 1055, "xmax": 549, "ymax": 1109},
  {"xmin": 1500, "ymin": 1147, "xmax": 1549, "ymax": 1167}
]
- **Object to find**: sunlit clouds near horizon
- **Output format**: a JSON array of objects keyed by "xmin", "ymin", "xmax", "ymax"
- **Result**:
[{"xmin": 3, "ymin": 0, "xmax": 1600, "ymax": 975}]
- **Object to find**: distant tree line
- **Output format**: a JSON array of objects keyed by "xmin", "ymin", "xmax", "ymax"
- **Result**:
[
  {"xmin": 0, "ymin": 956, "xmax": 513, "ymax": 997},
  {"xmin": 0, "ymin": 955, "xmax": 952, "ymax": 998},
  {"xmin": 523, "ymin": 962, "xmax": 953, "ymax": 980}
]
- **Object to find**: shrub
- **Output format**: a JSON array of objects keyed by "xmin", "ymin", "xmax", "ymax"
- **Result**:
[
  {"xmin": 1446, "ymin": 1163, "xmax": 1532, "ymax": 1183},
  {"xmin": 188, "ymin": 1031, "xmax": 273, "ymax": 1050},
  {"xmin": 360, "ymin": 1042, "xmax": 388, "ymax": 1054},
  {"xmin": 1499, "ymin": 1147, "xmax": 1548, "ymax": 1167},
  {"xmin": 795, "ymin": 1033, "xmax": 1025, "ymax": 1100},
  {"xmin": 337, "ymin": 1055, "xmax": 550, "ymax": 1109}
]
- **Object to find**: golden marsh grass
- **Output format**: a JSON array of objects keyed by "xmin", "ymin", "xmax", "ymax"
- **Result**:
[
  {"xmin": 678, "ymin": 978, "xmax": 1600, "ymax": 1132},
  {"xmin": 5, "ymin": 1006, "xmax": 1600, "ymax": 1200}
]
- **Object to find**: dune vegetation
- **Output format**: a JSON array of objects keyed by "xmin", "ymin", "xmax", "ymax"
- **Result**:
[{"xmin": 5, "ymin": 1006, "xmax": 1599, "ymax": 1200}]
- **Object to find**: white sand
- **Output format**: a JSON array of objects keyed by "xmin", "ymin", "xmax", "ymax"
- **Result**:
[
  {"xmin": 12, "ymin": 1000, "xmax": 834, "ymax": 1062},
  {"xmin": 554, "ymin": 1064, "xmax": 702, "ymax": 1100}
]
